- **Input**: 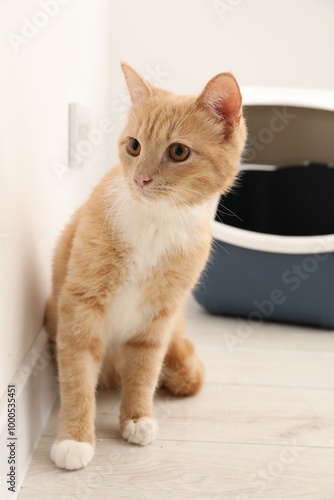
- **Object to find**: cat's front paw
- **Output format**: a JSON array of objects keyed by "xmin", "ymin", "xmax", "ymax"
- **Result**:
[
  {"xmin": 51, "ymin": 439, "xmax": 94, "ymax": 470},
  {"xmin": 121, "ymin": 417, "xmax": 158, "ymax": 446}
]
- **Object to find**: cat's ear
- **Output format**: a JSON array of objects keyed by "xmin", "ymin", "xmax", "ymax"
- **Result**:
[
  {"xmin": 121, "ymin": 62, "xmax": 152, "ymax": 103},
  {"xmin": 197, "ymin": 72, "xmax": 242, "ymax": 132}
]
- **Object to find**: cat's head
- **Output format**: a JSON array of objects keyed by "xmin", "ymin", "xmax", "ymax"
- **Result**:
[{"xmin": 118, "ymin": 62, "xmax": 246, "ymax": 208}]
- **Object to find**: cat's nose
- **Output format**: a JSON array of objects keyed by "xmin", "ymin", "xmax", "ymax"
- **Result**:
[{"xmin": 134, "ymin": 175, "xmax": 153, "ymax": 188}]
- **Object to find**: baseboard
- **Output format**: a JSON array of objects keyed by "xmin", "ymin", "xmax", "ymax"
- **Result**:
[{"xmin": 0, "ymin": 328, "xmax": 57, "ymax": 500}]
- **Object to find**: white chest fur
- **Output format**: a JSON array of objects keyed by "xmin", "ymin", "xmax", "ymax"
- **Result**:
[{"xmin": 106, "ymin": 186, "xmax": 212, "ymax": 343}]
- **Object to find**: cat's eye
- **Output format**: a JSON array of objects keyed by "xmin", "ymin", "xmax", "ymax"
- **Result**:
[
  {"xmin": 168, "ymin": 143, "xmax": 191, "ymax": 162},
  {"xmin": 126, "ymin": 137, "xmax": 141, "ymax": 156}
]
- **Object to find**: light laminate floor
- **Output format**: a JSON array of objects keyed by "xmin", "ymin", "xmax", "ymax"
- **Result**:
[{"xmin": 18, "ymin": 297, "xmax": 334, "ymax": 500}]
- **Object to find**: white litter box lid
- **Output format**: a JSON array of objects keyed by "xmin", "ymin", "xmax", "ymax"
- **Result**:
[
  {"xmin": 212, "ymin": 219, "xmax": 334, "ymax": 255},
  {"xmin": 242, "ymin": 86, "xmax": 334, "ymax": 111},
  {"xmin": 213, "ymin": 87, "xmax": 334, "ymax": 254}
]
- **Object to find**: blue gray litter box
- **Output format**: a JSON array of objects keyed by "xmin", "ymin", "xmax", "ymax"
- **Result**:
[{"xmin": 194, "ymin": 89, "xmax": 334, "ymax": 329}]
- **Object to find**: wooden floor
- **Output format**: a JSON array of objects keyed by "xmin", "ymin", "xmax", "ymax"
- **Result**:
[{"xmin": 19, "ymin": 297, "xmax": 334, "ymax": 500}]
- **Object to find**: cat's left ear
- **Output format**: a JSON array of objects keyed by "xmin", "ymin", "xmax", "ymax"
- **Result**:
[
  {"xmin": 197, "ymin": 72, "xmax": 242, "ymax": 133},
  {"xmin": 121, "ymin": 62, "xmax": 152, "ymax": 103}
]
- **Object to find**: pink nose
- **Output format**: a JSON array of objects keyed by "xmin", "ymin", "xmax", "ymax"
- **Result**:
[{"xmin": 134, "ymin": 175, "xmax": 152, "ymax": 188}]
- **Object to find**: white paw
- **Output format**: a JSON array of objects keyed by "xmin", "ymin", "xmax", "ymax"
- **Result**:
[
  {"xmin": 122, "ymin": 417, "xmax": 158, "ymax": 446},
  {"xmin": 50, "ymin": 439, "xmax": 94, "ymax": 470}
]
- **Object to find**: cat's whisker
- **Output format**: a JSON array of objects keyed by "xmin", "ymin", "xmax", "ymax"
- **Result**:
[
  {"xmin": 178, "ymin": 189, "xmax": 201, "ymax": 204},
  {"xmin": 212, "ymin": 238, "xmax": 232, "ymax": 257},
  {"xmin": 217, "ymin": 203, "xmax": 243, "ymax": 222},
  {"xmin": 167, "ymin": 186, "xmax": 201, "ymax": 207},
  {"xmin": 109, "ymin": 189, "xmax": 130, "ymax": 234},
  {"xmin": 168, "ymin": 192, "xmax": 195, "ymax": 238},
  {"xmin": 99, "ymin": 181, "xmax": 131, "ymax": 241},
  {"xmin": 170, "ymin": 195, "xmax": 185, "ymax": 225},
  {"xmin": 215, "ymin": 211, "xmax": 225, "ymax": 224},
  {"xmin": 94, "ymin": 182, "xmax": 127, "ymax": 211},
  {"xmin": 164, "ymin": 183, "xmax": 202, "ymax": 203}
]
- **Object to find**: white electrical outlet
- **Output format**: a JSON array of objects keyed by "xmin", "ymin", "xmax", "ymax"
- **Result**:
[{"xmin": 68, "ymin": 102, "xmax": 92, "ymax": 167}]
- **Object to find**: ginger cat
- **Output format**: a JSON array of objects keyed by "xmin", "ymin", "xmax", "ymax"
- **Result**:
[{"xmin": 45, "ymin": 62, "xmax": 246, "ymax": 470}]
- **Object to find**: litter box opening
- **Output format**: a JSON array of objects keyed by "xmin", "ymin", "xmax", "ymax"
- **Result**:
[{"xmin": 216, "ymin": 163, "xmax": 334, "ymax": 237}]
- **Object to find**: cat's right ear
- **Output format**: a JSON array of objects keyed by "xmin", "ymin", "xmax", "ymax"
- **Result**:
[{"xmin": 121, "ymin": 62, "xmax": 152, "ymax": 103}]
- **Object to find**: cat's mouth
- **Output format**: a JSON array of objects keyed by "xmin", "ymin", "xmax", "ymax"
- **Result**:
[
  {"xmin": 128, "ymin": 178, "xmax": 173, "ymax": 206},
  {"xmin": 130, "ymin": 184, "xmax": 158, "ymax": 204}
]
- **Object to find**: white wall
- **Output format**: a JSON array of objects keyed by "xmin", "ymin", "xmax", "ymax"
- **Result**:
[{"xmin": 0, "ymin": 0, "xmax": 116, "ymax": 398}]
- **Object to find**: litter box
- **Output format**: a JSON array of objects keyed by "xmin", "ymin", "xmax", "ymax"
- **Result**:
[{"xmin": 194, "ymin": 88, "xmax": 334, "ymax": 329}]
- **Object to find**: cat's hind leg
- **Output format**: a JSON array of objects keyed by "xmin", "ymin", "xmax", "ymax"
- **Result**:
[
  {"xmin": 160, "ymin": 314, "xmax": 204, "ymax": 396},
  {"xmin": 44, "ymin": 295, "xmax": 58, "ymax": 367}
]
